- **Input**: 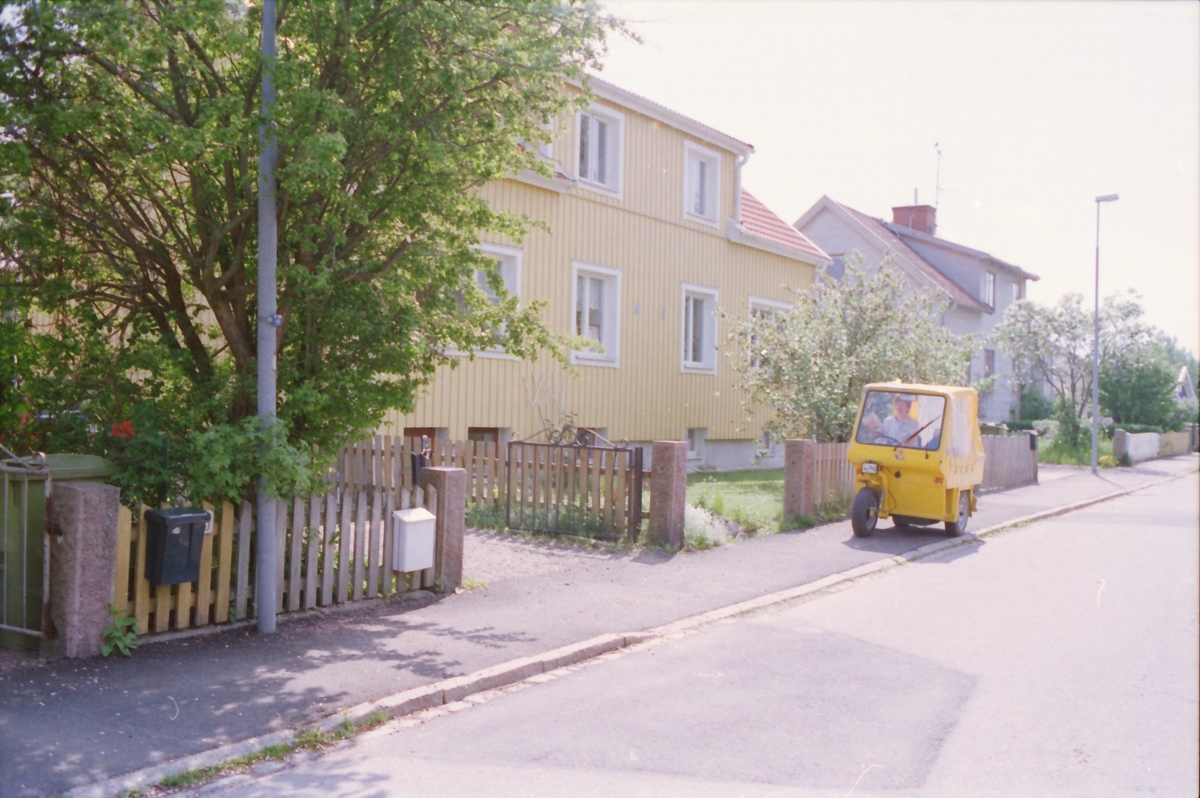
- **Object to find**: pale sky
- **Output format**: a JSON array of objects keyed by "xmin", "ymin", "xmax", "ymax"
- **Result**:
[{"xmin": 597, "ymin": 0, "xmax": 1200, "ymax": 353}]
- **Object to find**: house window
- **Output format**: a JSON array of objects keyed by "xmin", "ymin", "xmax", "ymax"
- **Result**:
[
  {"xmin": 684, "ymin": 142, "xmax": 720, "ymax": 225},
  {"xmin": 475, "ymin": 244, "xmax": 521, "ymax": 307},
  {"xmin": 1012, "ymin": 281, "xmax": 1022, "ymax": 303},
  {"xmin": 571, "ymin": 262, "xmax": 621, "ymax": 367},
  {"xmin": 681, "ymin": 284, "xmax": 719, "ymax": 373},
  {"xmin": 687, "ymin": 428, "xmax": 707, "ymax": 459},
  {"xmin": 467, "ymin": 427, "xmax": 500, "ymax": 444},
  {"xmin": 578, "ymin": 106, "xmax": 623, "ymax": 195},
  {"xmin": 748, "ymin": 297, "xmax": 791, "ymax": 369},
  {"xmin": 982, "ymin": 271, "xmax": 996, "ymax": 307},
  {"xmin": 451, "ymin": 244, "xmax": 521, "ymax": 356},
  {"xmin": 984, "ymin": 349, "xmax": 995, "ymax": 378},
  {"xmin": 826, "ymin": 255, "xmax": 846, "ymax": 281}
]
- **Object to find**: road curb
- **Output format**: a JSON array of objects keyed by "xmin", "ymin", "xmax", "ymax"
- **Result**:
[
  {"xmin": 64, "ymin": 632, "xmax": 654, "ymax": 798},
  {"xmin": 67, "ymin": 466, "xmax": 1195, "ymax": 797}
]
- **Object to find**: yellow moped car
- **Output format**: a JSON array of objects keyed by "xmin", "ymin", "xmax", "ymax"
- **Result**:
[{"xmin": 846, "ymin": 382, "xmax": 985, "ymax": 537}]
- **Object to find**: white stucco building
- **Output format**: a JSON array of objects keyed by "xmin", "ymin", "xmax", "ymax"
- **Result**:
[{"xmin": 795, "ymin": 197, "xmax": 1039, "ymax": 422}]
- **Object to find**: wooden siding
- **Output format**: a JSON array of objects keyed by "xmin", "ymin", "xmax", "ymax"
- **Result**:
[{"xmin": 385, "ymin": 98, "xmax": 815, "ymax": 444}]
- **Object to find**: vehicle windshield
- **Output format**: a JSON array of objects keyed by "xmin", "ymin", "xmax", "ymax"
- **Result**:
[{"xmin": 854, "ymin": 390, "xmax": 946, "ymax": 450}]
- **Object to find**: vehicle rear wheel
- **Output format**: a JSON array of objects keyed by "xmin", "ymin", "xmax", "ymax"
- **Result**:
[
  {"xmin": 945, "ymin": 491, "xmax": 970, "ymax": 536},
  {"xmin": 851, "ymin": 488, "xmax": 880, "ymax": 538}
]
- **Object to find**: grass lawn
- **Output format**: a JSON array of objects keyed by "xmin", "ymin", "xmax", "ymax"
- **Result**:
[
  {"xmin": 1037, "ymin": 438, "xmax": 1116, "ymax": 466},
  {"xmin": 686, "ymin": 469, "xmax": 786, "ymax": 533}
]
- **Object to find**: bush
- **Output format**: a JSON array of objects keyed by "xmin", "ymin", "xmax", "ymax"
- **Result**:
[
  {"xmin": 1017, "ymin": 385, "xmax": 1055, "ymax": 423},
  {"xmin": 683, "ymin": 504, "xmax": 728, "ymax": 550},
  {"xmin": 1103, "ymin": 422, "xmax": 1165, "ymax": 436},
  {"xmin": 1052, "ymin": 399, "xmax": 1088, "ymax": 454}
]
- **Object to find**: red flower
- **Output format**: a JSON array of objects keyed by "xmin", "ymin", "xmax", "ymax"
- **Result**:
[{"xmin": 111, "ymin": 420, "xmax": 135, "ymax": 439}]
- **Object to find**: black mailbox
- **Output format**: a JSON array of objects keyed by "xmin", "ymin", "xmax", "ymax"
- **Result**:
[{"xmin": 144, "ymin": 507, "xmax": 210, "ymax": 587}]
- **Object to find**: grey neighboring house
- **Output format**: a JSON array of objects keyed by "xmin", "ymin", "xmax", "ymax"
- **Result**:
[{"xmin": 794, "ymin": 197, "xmax": 1040, "ymax": 422}]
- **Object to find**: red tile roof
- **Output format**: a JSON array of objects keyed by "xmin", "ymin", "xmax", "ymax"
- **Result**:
[
  {"xmin": 740, "ymin": 190, "xmax": 828, "ymax": 261},
  {"xmin": 836, "ymin": 202, "xmax": 990, "ymax": 312}
]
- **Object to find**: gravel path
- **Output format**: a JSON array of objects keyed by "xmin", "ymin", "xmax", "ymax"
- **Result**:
[{"xmin": 461, "ymin": 528, "xmax": 620, "ymax": 586}]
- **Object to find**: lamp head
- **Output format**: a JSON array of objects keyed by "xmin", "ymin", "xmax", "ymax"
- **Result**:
[{"xmin": 1095, "ymin": 193, "xmax": 1119, "ymax": 203}]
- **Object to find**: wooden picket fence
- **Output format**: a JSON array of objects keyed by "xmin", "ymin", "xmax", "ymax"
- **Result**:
[
  {"xmin": 336, "ymin": 435, "xmax": 506, "ymax": 507},
  {"xmin": 981, "ymin": 434, "xmax": 1037, "ymax": 491},
  {"xmin": 113, "ymin": 484, "xmax": 436, "ymax": 636},
  {"xmin": 812, "ymin": 442, "xmax": 856, "ymax": 509},
  {"xmin": 504, "ymin": 442, "xmax": 644, "ymax": 541},
  {"xmin": 804, "ymin": 436, "xmax": 1037, "ymax": 508}
]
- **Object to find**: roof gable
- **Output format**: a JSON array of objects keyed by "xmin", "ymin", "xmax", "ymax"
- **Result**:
[
  {"xmin": 738, "ymin": 189, "xmax": 828, "ymax": 262},
  {"xmin": 829, "ymin": 201, "xmax": 990, "ymax": 312}
]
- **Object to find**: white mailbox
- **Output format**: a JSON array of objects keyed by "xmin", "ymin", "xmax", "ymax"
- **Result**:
[{"xmin": 392, "ymin": 507, "xmax": 437, "ymax": 572}]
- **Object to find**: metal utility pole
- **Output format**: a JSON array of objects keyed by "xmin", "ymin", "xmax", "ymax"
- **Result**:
[
  {"xmin": 1091, "ymin": 193, "xmax": 1119, "ymax": 475},
  {"xmin": 256, "ymin": 0, "xmax": 279, "ymax": 632}
]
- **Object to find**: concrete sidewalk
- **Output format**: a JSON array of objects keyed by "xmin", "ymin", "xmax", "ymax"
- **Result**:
[{"xmin": 1, "ymin": 455, "xmax": 1195, "ymax": 798}]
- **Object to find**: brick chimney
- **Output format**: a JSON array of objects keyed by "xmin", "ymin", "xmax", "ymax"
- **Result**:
[{"xmin": 891, "ymin": 204, "xmax": 937, "ymax": 236}]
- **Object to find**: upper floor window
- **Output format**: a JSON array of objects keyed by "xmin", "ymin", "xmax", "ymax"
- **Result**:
[
  {"xmin": 578, "ymin": 106, "xmax": 623, "ymax": 196},
  {"xmin": 681, "ymin": 284, "xmax": 718, "ymax": 373},
  {"xmin": 684, "ymin": 142, "xmax": 720, "ymax": 225},
  {"xmin": 982, "ymin": 271, "xmax": 996, "ymax": 307},
  {"xmin": 571, "ymin": 261, "xmax": 621, "ymax": 367}
]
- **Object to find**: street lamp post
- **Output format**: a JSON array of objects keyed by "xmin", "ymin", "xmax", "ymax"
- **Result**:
[
  {"xmin": 1091, "ymin": 193, "xmax": 1119, "ymax": 475},
  {"xmin": 256, "ymin": 0, "xmax": 279, "ymax": 632}
]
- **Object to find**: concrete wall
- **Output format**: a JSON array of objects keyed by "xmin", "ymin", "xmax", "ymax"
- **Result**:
[
  {"xmin": 1114, "ymin": 430, "xmax": 1161, "ymax": 463},
  {"xmin": 1158, "ymin": 430, "xmax": 1193, "ymax": 457}
]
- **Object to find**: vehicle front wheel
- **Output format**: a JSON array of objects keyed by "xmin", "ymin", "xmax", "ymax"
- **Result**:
[
  {"xmin": 851, "ymin": 488, "xmax": 880, "ymax": 538},
  {"xmin": 945, "ymin": 491, "xmax": 970, "ymax": 536}
]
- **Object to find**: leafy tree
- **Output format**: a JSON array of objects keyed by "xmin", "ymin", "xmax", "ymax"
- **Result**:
[
  {"xmin": 0, "ymin": 0, "xmax": 621, "ymax": 504},
  {"xmin": 728, "ymin": 254, "xmax": 977, "ymax": 443},
  {"xmin": 1099, "ymin": 350, "xmax": 1178, "ymax": 429},
  {"xmin": 994, "ymin": 290, "xmax": 1157, "ymax": 420},
  {"xmin": 1159, "ymin": 334, "xmax": 1199, "ymax": 400}
]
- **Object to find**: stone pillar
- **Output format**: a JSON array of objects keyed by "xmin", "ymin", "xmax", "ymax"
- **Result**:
[
  {"xmin": 649, "ymin": 441, "xmax": 687, "ymax": 550},
  {"xmin": 420, "ymin": 467, "xmax": 465, "ymax": 593},
  {"xmin": 46, "ymin": 481, "xmax": 120, "ymax": 658},
  {"xmin": 1112, "ymin": 429, "xmax": 1128, "ymax": 461},
  {"xmin": 784, "ymin": 439, "xmax": 816, "ymax": 524}
]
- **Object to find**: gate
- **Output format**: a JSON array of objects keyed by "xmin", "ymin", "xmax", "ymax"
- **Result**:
[
  {"xmin": 505, "ymin": 440, "xmax": 644, "ymax": 541},
  {"xmin": 1, "ymin": 450, "xmax": 51, "ymax": 640}
]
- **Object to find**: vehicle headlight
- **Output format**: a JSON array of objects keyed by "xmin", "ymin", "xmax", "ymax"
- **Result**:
[{"xmin": 861, "ymin": 462, "xmax": 878, "ymax": 474}]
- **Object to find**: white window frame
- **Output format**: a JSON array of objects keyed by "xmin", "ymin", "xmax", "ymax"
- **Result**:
[
  {"xmin": 680, "ymin": 283, "xmax": 719, "ymax": 374},
  {"xmin": 576, "ymin": 105, "xmax": 624, "ymax": 199},
  {"xmin": 452, "ymin": 243, "xmax": 521, "ymax": 359},
  {"xmin": 570, "ymin": 261, "xmax": 621, "ymax": 368},
  {"xmin": 982, "ymin": 271, "xmax": 996, "ymax": 307},
  {"xmin": 686, "ymin": 427, "xmax": 707, "ymax": 461},
  {"xmin": 748, "ymin": 297, "xmax": 791, "ymax": 369},
  {"xmin": 748, "ymin": 296, "xmax": 791, "ymax": 317},
  {"xmin": 683, "ymin": 141, "xmax": 721, "ymax": 227}
]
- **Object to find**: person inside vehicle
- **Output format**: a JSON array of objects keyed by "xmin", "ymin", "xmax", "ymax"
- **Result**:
[{"xmin": 881, "ymin": 394, "xmax": 920, "ymax": 444}]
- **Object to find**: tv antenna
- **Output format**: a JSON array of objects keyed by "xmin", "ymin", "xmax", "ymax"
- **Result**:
[{"xmin": 934, "ymin": 142, "xmax": 943, "ymax": 208}]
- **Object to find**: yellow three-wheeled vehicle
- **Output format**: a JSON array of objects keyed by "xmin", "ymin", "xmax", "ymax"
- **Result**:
[{"xmin": 846, "ymin": 382, "xmax": 985, "ymax": 537}]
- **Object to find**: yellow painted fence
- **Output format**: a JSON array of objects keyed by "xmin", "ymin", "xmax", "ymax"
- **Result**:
[{"xmin": 113, "ymin": 485, "xmax": 437, "ymax": 636}]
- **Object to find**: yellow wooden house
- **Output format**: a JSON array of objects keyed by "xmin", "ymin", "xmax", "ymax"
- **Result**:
[{"xmin": 381, "ymin": 78, "xmax": 829, "ymax": 470}]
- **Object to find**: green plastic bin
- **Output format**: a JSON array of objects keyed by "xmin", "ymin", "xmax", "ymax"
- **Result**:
[{"xmin": 1, "ymin": 454, "xmax": 118, "ymax": 648}]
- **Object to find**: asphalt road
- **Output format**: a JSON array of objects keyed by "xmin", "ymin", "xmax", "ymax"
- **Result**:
[{"xmin": 199, "ymin": 473, "xmax": 1200, "ymax": 797}]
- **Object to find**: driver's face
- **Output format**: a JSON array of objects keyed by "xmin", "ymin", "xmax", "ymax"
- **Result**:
[{"xmin": 894, "ymin": 399, "xmax": 911, "ymax": 420}]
